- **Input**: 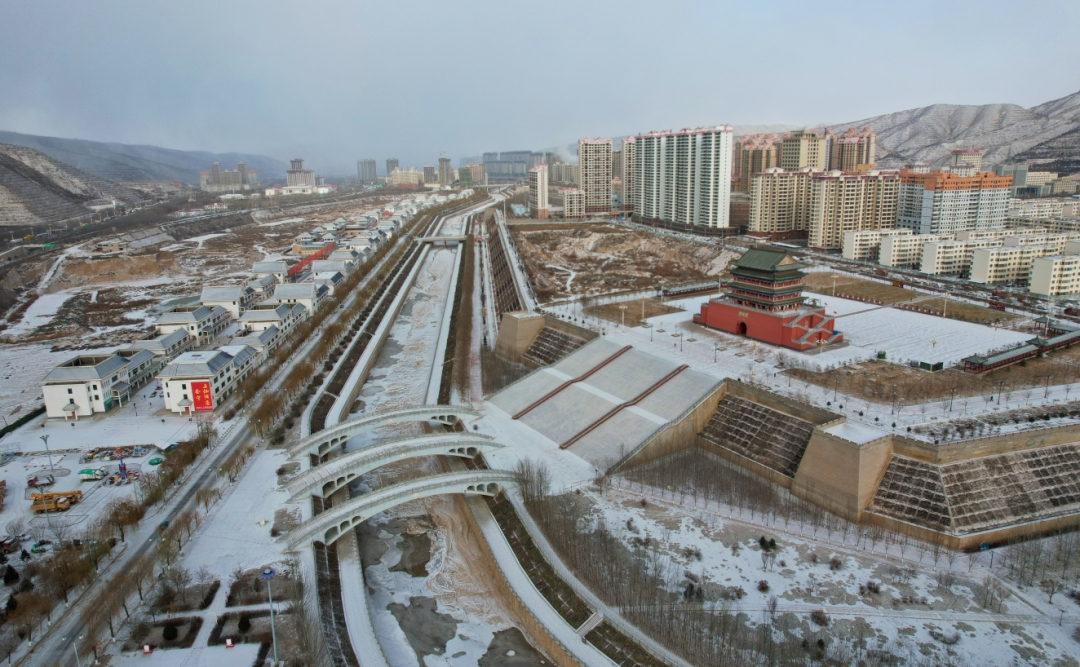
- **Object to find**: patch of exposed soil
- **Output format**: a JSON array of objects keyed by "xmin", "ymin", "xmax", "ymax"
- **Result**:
[
  {"xmin": 479, "ymin": 627, "xmax": 550, "ymax": 666},
  {"xmin": 55, "ymin": 251, "xmax": 179, "ymax": 288},
  {"xmin": 390, "ymin": 530, "xmax": 433, "ymax": 577},
  {"xmin": 511, "ymin": 224, "xmax": 735, "ymax": 301}
]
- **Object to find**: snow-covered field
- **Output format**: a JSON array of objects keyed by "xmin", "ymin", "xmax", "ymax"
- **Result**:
[
  {"xmin": 803, "ymin": 292, "xmax": 1033, "ymax": 368},
  {"xmin": 0, "ymin": 385, "xmax": 198, "ymax": 453},
  {"xmin": 585, "ymin": 477, "xmax": 1080, "ymax": 666},
  {"xmin": 535, "ymin": 292, "xmax": 1076, "ymax": 440}
]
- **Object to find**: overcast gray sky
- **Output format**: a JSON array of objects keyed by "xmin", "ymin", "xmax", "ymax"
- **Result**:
[{"xmin": 2, "ymin": 0, "xmax": 1078, "ymax": 175}]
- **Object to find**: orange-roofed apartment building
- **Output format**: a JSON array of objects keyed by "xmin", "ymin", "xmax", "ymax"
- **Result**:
[
  {"xmin": 827, "ymin": 127, "xmax": 877, "ymax": 172},
  {"xmin": 897, "ymin": 169, "xmax": 1012, "ymax": 235}
]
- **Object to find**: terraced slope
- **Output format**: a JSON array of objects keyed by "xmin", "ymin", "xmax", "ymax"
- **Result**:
[{"xmin": 0, "ymin": 143, "xmax": 148, "ymax": 226}]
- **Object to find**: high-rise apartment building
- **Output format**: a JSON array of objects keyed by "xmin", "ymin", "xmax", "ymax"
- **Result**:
[
  {"xmin": 621, "ymin": 137, "xmax": 636, "ymax": 213},
  {"xmin": 748, "ymin": 167, "xmax": 816, "ymax": 235},
  {"xmin": 631, "ymin": 126, "xmax": 733, "ymax": 228},
  {"xmin": 286, "ymin": 159, "xmax": 315, "ymax": 187},
  {"xmin": 779, "ymin": 130, "xmax": 827, "ymax": 171},
  {"xmin": 423, "ymin": 166, "xmax": 436, "ymax": 184},
  {"xmin": 735, "ymin": 134, "xmax": 780, "ymax": 193},
  {"xmin": 897, "ymin": 169, "xmax": 1012, "ymax": 234},
  {"xmin": 200, "ymin": 161, "xmax": 259, "ymax": 192},
  {"xmin": 528, "ymin": 165, "xmax": 549, "ymax": 219},
  {"xmin": 1031, "ymin": 255, "xmax": 1080, "ymax": 297},
  {"xmin": 950, "ymin": 149, "xmax": 984, "ymax": 172},
  {"xmin": 578, "ymin": 137, "xmax": 612, "ymax": 215},
  {"xmin": 808, "ymin": 170, "xmax": 899, "ymax": 249},
  {"xmin": 550, "ymin": 163, "xmax": 579, "ymax": 185},
  {"xmin": 827, "ymin": 127, "xmax": 877, "ymax": 172},
  {"xmin": 611, "ymin": 149, "xmax": 622, "ymax": 181},
  {"xmin": 357, "ymin": 159, "xmax": 376, "ymax": 184},
  {"xmin": 438, "ymin": 157, "xmax": 453, "ymax": 188},
  {"xmin": 388, "ymin": 168, "xmax": 423, "ymax": 187},
  {"xmin": 562, "ymin": 188, "xmax": 585, "ymax": 219},
  {"xmin": 386, "ymin": 158, "xmax": 399, "ymax": 177},
  {"xmin": 466, "ymin": 163, "xmax": 487, "ymax": 186}
]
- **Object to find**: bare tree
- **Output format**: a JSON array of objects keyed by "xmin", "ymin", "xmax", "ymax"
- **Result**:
[
  {"xmin": 1040, "ymin": 578, "xmax": 1065, "ymax": 604},
  {"xmin": 164, "ymin": 566, "xmax": 193, "ymax": 606},
  {"xmin": 4, "ymin": 520, "xmax": 25, "ymax": 540}
]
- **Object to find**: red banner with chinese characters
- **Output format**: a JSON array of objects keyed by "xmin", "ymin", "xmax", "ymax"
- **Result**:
[{"xmin": 191, "ymin": 381, "xmax": 213, "ymax": 412}]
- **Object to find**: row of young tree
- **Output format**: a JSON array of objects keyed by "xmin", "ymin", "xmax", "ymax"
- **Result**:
[
  {"xmin": 516, "ymin": 453, "xmax": 1078, "ymax": 667},
  {"xmin": 516, "ymin": 459, "xmax": 910, "ymax": 666},
  {"xmin": 620, "ymin": 446, "xmax": 1080, "ymax": 603},
  {"xmin": 618, "ymin": 448, "xmax": 973, "ymax": 568},
  {"xmin": 244, "ymin": 193, "xmax": 488, "ymax": 437}
]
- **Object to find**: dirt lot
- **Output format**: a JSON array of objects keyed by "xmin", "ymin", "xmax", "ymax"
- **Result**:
[
  {"xmin": 786, "ymin": 345, "xmax": 1080, "ymax": 404},
  {"xmin": 803, "ymin": 272, "xmax": 1022, "ymax": 327},
  {"xmin": 511, "ymin": 223, "xmax": 736, "ymax": 302},
  {"xmin": 583, "ymin": 295, "xmax": 683, "ymax": 326}
]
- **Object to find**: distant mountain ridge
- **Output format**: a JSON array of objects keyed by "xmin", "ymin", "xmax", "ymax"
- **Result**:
[
  {"xmin": 0, "ymin": 143, "xmax": 148, "ymax": 227},
  {"xmin": 829, "ymin": 89, "xmax": 1080, "ymax": 171},
  {"xmin": 0, "ymin": 130, "xmax": 287, "ymax": 184}
]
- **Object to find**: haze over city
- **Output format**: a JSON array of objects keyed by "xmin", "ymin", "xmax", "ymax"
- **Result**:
[{"xmin": 2, "ymin": 0, "xmax": 1079, "ymax": 173}]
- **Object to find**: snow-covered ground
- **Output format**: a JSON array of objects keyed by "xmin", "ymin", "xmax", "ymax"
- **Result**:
[
  {"xmin": 179, "ymin": 447, "xmax": 289, "ymax": 578},
  {"xmin": 803, "ymin": 292, "xmax": 1032, "ymax": 368},
  {"xmin": 575, "ymin": 477, "xmax": 1080, "ymax": 666},
  {"xmin": 0, "ymin": 385, "xmax": 198, "ymax": 453},
  {"xmin": 539, "ymin": 293, "xmax": 1078, "ymax": 441}
]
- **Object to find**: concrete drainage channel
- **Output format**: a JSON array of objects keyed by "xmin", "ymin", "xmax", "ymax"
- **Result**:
[
  {"xmin": 307, "ymin": 197, "xmax": 488, "ymax": 437},
  {"xmin": 308, "ymin": 242, "xmax": 425, "ymax": 435},
  {"xmin": 298, "ymin": 196, "xmax": 494, "ymax": 667}
]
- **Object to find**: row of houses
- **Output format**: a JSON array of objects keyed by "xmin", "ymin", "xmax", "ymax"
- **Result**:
[{"xmin": 38, "ymin": 191, "xmax": 462, "ymax": 420}]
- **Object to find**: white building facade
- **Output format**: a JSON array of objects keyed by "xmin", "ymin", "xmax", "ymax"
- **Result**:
[{"xmin": 632, "ymin": 125, "xmax": 733, "ymax": 228}]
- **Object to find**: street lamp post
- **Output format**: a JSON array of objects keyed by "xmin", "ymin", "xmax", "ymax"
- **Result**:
[
  {"xmin": 261, "ymin": 568, "xmax": 279, "ymax": 664},
  {"xmin": 40, "ymin": 434, "xmax": 54, "ymax": 472},
  {"xmin": 62, "ymin": 635, "xmax": 85, "ymax": 667}
]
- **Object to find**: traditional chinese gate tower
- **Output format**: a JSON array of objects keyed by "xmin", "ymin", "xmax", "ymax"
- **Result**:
[{"xmin": 692, "ymin": 248, "xmax": 842, "ymax": 350}]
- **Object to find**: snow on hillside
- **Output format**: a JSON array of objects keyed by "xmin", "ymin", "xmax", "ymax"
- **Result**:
[{"xmin": 828, "ymin": 88, "xmax": 1080, "ymax": 169}]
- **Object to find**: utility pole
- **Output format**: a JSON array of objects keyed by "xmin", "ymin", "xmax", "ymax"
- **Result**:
[{"xmin": 40, "ymin": 434, "xmax": 54, "ymax": 472}]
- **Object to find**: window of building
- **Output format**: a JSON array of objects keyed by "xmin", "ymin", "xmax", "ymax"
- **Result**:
[{"xmin": 67, "ymin": 388, "xmax": 73, "ymax": 394}]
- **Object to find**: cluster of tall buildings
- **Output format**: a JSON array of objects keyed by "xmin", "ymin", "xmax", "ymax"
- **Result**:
[
  {"xmin": 199, "ymin": 161, "xmax": 259, "ymax": 193},
  {"xmin": 734, "ymin": 128, "xmax": 876, "ymax": 192},
  {"xmin": 354, "ymin": 156, "xmax": 470, "ymax": 188},
  {"xmin": 526, "ymin": 126, "xmax": 735, "ymax": 228},
  {"xmin": 263, "ymin": 158, "xmax": 332, "ymax": 197},
  {"xmin": 483, "ymin": 150, "xmax": 545, "ymax": 182},
  {"xmin": 743, "ymin": 134, "xmax": 1025, "ymax": 250}
]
